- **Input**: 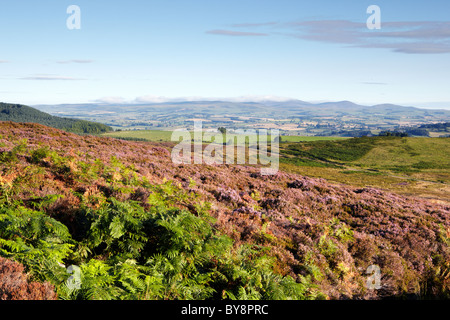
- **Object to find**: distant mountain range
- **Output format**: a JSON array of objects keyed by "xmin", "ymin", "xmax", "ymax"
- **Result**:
[
  {"xmin": 0, "ymin": 103, "xmax": 112, "ymax": 134},
  {"xmin": 32, "ymin": 100, "xmax": 450, "ymax": 135},
  {"xmin": 33, "ymin": 99, "xmax": 450, "ymax": 119}
]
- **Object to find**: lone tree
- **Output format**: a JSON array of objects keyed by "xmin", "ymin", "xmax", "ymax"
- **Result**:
[{"xmin": 218, "ymin": 127, "xmax": 227, "ymax": 134}]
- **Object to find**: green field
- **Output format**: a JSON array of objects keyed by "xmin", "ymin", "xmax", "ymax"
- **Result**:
[
  {"xmin": 280, "ymin": 136, "xmax": 349, "ymax": 142},
  {"xmin": 280, "ymin": 136, "xmax": 450, "ymax": 203},
  {"xmin": 103, "ymin": 130, "xmax": 346, "ymax": 143},
  {"xmin": 103, "ymin": 130, "xmax": 174, "ymax": 142}
]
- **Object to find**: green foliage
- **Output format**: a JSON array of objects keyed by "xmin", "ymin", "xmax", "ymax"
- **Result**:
[
  {"xmin": 0, "ymin": 139, "xmax": 28, "ymax": 163},
  {"xmin": 301, "ymin": 252, "xmax": 325, "ymax": 282},
  {"xmin": 101, "ymin": 156, "xmax": 140, "ymax": 186},
  {"xmin": 76, "ymin": 160, "xmax": 100, "ymax": 182},
  {"xmin": 438, "ymin": 224, "xmax": 450, "ymax": 247},
  {"xmin": 216, "ymin": 245, "xmax": 313, "ymax": 300},
  {"xmin": 317, "ymin": 235, "xmax": 338, "ymax": 258},
  {"xmin": 29, "ymin": 194, "xmax": 65, "ymax": 211},
  {"xmin": 30, "ymin": 146, "xmax": 51, "ymax": 164},
  {"xmin": 146, "ymin": 180, "xmax": 194, "ymax": 208},
  {"xmin": 328, "ymin": 218, "xmax": 354, "ymax": 244},
  {"xmin": 77, "ymin": 198, "xmax": 150, "ymax": 261},
  {"xmin": 0, "ymin": 180, "xmax": 319, "ymax": 300},
  {"xmin": 0, "ymin": 204, "xmax": 74, "ymax": 283}
]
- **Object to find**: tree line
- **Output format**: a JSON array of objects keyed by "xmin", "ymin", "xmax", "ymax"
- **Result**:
[{"xmin": 0, "ymin": 103, "xmax": 112, "ymax": 134}]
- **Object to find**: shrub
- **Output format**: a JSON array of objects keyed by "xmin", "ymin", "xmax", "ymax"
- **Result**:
[
  {"xmin": 29, "ymin": 146, "xmax": 50, "ymax": 164},
  {"xmin": 0, "ymin": 204, "xmax": 74, "ymax": 283},
  {"xmin": 0, "ymin": 139, "xmax": 27, "ymax": 163}
]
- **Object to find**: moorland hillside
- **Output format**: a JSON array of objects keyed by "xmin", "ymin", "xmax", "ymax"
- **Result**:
[{"xmin": 0, "ymin": 121, "xmax": 448, "ymax": 300}]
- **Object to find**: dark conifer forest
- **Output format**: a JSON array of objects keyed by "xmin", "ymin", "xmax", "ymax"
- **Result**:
[{"xmin": 0, "ymin": 103, "xmax": 112, "ymax": 134}]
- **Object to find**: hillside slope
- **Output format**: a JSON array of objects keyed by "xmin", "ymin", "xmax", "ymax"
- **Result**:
[
  {"xmin": 0, "ymin": 103, "xmax": 112, "ymax": 134},
  {"xmin": 280, "ymin": 136, "xmax": 450, "ymax": 203},
  {"xmin": 0, "ymin": 121, "xmax": 448, "ymax": 300}
]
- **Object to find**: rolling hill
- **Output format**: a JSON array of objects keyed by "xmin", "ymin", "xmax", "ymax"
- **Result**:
[
  {"xmin": 279, "ymin": 136, "xmax": 450, "ymax": 203},
  {"xmin": 0, "ymin": 102, "xmax": 112, "ymax": 134},
  {"xmin": 33, "ymin": 100, "xmax": 450, "ymax": 135}
]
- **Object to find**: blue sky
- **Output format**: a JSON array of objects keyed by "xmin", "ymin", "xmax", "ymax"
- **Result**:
[{"xmin": 1, "ymin": 0, "xmax": 450, "ymax": 109}]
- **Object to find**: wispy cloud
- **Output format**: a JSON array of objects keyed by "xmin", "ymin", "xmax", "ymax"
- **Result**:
[
  {"xmin": 231, "ymin": 22, "xmax": 278, "ymax": 28},
  {"xmin": 95, "ymin": 96, "xmax": 127, "ymax": 104},
  {"xmin": 209, "ymin": 19, "xmax": 450, "ymax": 54},
  {"xmin": 0, "ymin": 60, "xmax": 9, "ymax": 63},
  {"xmin": 56, "ymin": 59, "xmax": 94, "ymax": 64},
  {"xmin": 135, "ymin": 95, "xmax": 177, "ymax": 103},
  {"xmin": 90, "ymin": 95, "xmax": 297, "ymax": 105},
  {"xmin": 206, "ymin": 29, "xmax": 269, "ymax": 37},
  {"xmin": 20, "ymin": 75, "xmax": 85, "ymax": 81},
  {"xmin": 288, "ymin": 20, "xmax": 450, "ymax": 54},
  {"xmin": 133, "ymin": 95, "xmax": 295, "ymax": 104}
]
